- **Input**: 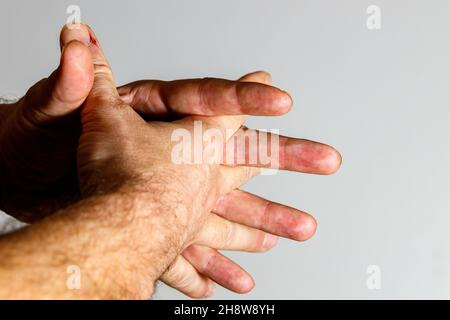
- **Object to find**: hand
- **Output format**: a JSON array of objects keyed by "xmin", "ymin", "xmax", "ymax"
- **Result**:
[
  {"xmin": 74, "ymin": 23, "xmax": 342, "ymax": 297},
  {"xmin": 0, "ymin": 31, "xmax": 93, "ymax": 221},
  {"xmin": 72, "ymin": 25, "xmax": 305, "ymax": 292},
  {"xmin": 0, "ymin": 23, "xmax": 341, "ymax": 299},
  {"xmin": 120, "ymin": 73, "xmax": 341, "ymax": 298},
  {"xmin": 0, "ymin": 26, "xmax": 304, "ymax": 298},
  {"xmin": 0, "ymin": 26, "xmax": 298, "ymax": 223},
  {"xmin": 75, "ymin": 24, "xmax": 292, "ymax": 244}
]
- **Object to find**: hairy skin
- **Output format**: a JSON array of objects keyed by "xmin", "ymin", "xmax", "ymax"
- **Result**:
[
  {"xmin": 0, "ymin": 24, "xmax": 341, "ymax": 299},
  {"xmin": 0, "ymin": 25, "xmax": 251, "ymax": 299},
  {"xmin": 0, "ymin": 183, "xmax": 186, "ymax": 299},
  {"xmin": 0, "ymin": 25, "xmax": 252, "ymax": 299}
]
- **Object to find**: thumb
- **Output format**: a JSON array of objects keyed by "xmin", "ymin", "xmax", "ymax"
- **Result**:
[
  {"xmin": 23, "ymin": 26, "xmax": 93, "ymax": 124},
  {"xmin": 67, "ymin": 24, "xmax": 119, "ymax": 104}
]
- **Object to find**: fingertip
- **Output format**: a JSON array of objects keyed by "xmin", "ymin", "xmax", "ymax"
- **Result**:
[
  {"xmin": 235, "ymin": 274, "xmax": 255, "ymax": 294},
  {"xmin": 203, "ymin": 281, "xmax": 216, "ymax": 298},
  {"xmin": 275, "ymin": 90, "xmax": 293, "ymax": 115},
  {"xmin": 321, "ymin": 146, "xmax": 342, "ymax": 175},
  {"xmin": 190, "ymin": 281, "xmax": 215, "ymax": 300},
  {"xmin": 60, "ymin": 23, "xmax": 91, "ymax": 49},
  {"xmin": 292, "ymin": 214, "xmax": 317, "ymax": 241},
  {"xmin": 262, "ymin": 234, "xmax": 279, "ymax": 251}
]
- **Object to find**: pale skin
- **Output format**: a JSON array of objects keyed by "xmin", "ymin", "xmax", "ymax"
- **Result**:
[{"xmin": 0, "ymin": 24, "xmax": 341, "ymax": 299}]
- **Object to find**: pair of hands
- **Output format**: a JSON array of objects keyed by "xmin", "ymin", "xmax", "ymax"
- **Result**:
[{"xmin": 0, "ymin": 24, "xmax": 341, "ymax": 298}]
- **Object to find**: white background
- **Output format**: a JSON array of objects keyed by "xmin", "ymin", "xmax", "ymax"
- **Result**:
[{"xmin": 1, "ymin": 0, "xmax": 449, "ymax": 299}]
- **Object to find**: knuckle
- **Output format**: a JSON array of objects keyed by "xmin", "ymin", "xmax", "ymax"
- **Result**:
[
  {"xmin": 203, "ymin": 250, "xmax": 219, "ymax": 271},
  {"xmin": 85, "ymin": 91, "xmax": 116, "ymax": 107},
  {"xmin": 93, "ymin": 62, "xmax": 113, "ymax": 77},
  {"xmin": 208, "ymin": 216, "xmax": 234, "ymax": 248},
  {"xmin": 219, "ymin": 219, "xmax": 234, "ymax": 247},
  {"xmin": 295, "ymin": 215, "xmax": 317, "ymax": 241},
  {"xmin": 165, "ymin": 259, "xmax": 192, "ymax": 288}
]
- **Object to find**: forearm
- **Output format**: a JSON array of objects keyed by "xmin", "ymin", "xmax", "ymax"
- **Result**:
[{"xmin": 0, "ymin": 183, "xmax": 187, "ymax": 299}]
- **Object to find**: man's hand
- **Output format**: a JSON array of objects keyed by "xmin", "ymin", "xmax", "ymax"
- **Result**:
[
  {"xmin": 0, "ymin": 26, "xmax": 297, "ymax": 223},
  {"xmin": 0, "ymin": 33, "xmax": 93, "ymax": 221},
  {"xmin": 75, "ymin": 25, "xmax": 258, "ymax": 247},
  {"xmin": 75, "ymin": 24, "xmax": 341, "ymax": 298},
  {"xmin": 0, "ymin": 23, "xmax": 341, "ymax": 299},
  {"xmin": 0, "ymin": 25, "xmax": 283, "ymax": 299},
  {"xmin": 123, "ymin": 72, "xmax": 341, "ymax": 298}
]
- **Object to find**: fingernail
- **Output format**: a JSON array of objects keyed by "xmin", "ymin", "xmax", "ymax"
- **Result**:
[
  {"xmin": 204, "ymin": 282, "xmax": 216, "ymax": 298},
  {"xmin": 60, "ymin": 23, "xmax": 91, "ymax": 48},
  {"xmin": 263, "ymin": 71, "xmax": 272, "ymax": 84},
  {"xmin": 262, "ymin": 234, "xmax": 278, "ymax": 250}
]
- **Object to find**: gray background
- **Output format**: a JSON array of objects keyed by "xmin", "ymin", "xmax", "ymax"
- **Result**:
[{"xmin": 1, "ymin": 0, "xmax": 449, "ymax": 299}]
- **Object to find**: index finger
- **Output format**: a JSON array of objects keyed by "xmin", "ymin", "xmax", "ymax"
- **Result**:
[{"xmin": 117, "ymin": 77, "xmax": 292, "ymax": 117}]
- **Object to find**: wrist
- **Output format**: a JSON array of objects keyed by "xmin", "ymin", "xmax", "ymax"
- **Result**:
[
  {"xmin": 82, "ymin": 185, "xmax": 190, "ymax": 294},
  {"xmin": 88, "ymin": 180, "xmax": 196, "ymax": 291}
]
